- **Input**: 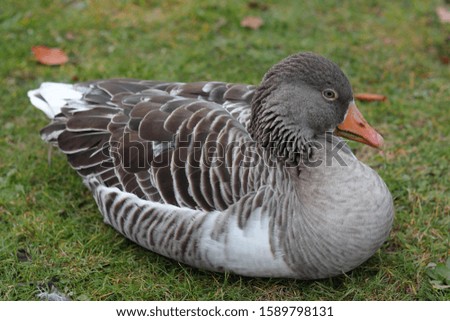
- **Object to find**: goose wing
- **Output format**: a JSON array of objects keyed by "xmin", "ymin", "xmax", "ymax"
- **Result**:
[{"xmin": 40, "ymin": 79, "xmax": 262, "ymax": 211}]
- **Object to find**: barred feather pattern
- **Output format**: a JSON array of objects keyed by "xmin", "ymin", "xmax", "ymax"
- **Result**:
[{"xmin": 30, "ymin": 53, "xmax": 394, "ymax": 279}]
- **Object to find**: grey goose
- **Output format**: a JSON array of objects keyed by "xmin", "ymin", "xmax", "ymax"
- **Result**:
[{"xmin": 28, "ymin": 52, "xmax": 394, "ymax": 279}]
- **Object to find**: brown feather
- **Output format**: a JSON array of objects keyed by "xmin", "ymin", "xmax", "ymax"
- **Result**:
[
  {"xmin": 152, "ymin": 151, "xmax": 177, "ymax": 205},
  {"xmin": 97, "ymin": 80, "xmax": 150, "ymax": 96},
  {"xmin": 139, "ymin": 109, "xmax": 173, "ymax": 142},
  {"xmin": 163, "ymin": 106, "xmax": 193, "ymax": 133},
  {"xmin": 57, "ymin": 130, "xmax": 109, "ymax": 153},
  {"xmin": 66, "ymin": 116, "xmax": 111, "ymax": 131}
]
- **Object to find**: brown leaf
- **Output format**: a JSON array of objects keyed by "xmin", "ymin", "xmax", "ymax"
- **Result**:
[
  {"xmin": 240, "ymin": 16, "xmax": 263, "ymax": 30},
  {"xmin": 65, "ymin": 32, "xmax": 75, "ymax": 40},
  {"xmin": 355, "ymin": 93, "xmax": 387, "ymax": 102},
  {"xmin": 436, "ymin": 6, "xmax": 450, "ymax": 23},
  {"xmin": 247, "ymin": 1, "xmax": 269, "ymax": 10},
  {"xmin": 32, "ymin": 46, "xmax": 69, "ymax": 65},
  {"xmin": 440, "ymin": 56, "xmax": 449, "ymax": 64}
]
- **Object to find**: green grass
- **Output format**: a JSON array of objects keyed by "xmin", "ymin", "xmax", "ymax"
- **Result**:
[{"xmin": 0, "ymin": 0, "xmax": 449, "ymax": 300}]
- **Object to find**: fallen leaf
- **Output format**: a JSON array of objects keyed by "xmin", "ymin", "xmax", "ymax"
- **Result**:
[
  {"xmin": 396, "ymin": 148, "xmax": 408, "ymax": 156},
  {"xmin": 355, "ymin": 93, "xmax": 387, "ymax": 102},
  {"xmin": 240, "ymin": 16, "xmax": 263, "ymax": 30},
  {"xmin": 32, "ymin": 46, "xmax": 69, "ymax": 65},
  {"xmin": 214, "ymin": 17, "xmax": 227, "ymax": 31},
  {"xmin": 436, "ymin": 6, "xmax": 450, "ymax": 23},
  {"xmin": 247, "ymin": 1, "xmax": 269, "ymax": 11},
  {"xmin": 65, "ymin": 32, "xmax": 75, "ymax": 40},
  {"xmin": 382, "ymin": 37, "xmax": 395, "ymax": 45}
]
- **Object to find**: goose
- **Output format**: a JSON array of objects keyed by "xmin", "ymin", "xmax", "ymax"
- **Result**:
[{"xmin": 28, "ymin": 52, "xmax": 394, "ymax": 279}]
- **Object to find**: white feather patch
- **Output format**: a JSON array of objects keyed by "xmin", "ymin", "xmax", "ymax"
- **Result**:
[{"xmin": 28, "ymin": 82, "xmax": 83, "ymax": 118}]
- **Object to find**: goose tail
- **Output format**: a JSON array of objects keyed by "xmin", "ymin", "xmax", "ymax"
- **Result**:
[
  {"xmin": 28, "ymin": 82, "xmax": 83, "ymax": 119},
  {"xmin": 28, "ymin": 82, "xmax": 86, "ymax": 143}
]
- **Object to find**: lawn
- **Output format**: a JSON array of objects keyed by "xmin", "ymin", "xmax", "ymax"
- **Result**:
[{"xmin": 0, "ymin": 0, "xmax": 448, "ymax": 300}]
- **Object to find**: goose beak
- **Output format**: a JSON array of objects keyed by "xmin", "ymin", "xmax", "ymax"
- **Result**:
[{"xmin": 334, "ymin": 101, "xmax": 384, "ymax": 148}]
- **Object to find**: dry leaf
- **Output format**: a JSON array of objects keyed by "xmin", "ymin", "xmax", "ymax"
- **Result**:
[
  {"xmin": 32, "ymin": 46, "xmax": 69, "ymax": 65},
  {"xmin": 65, "ymin": 32, "xmax": 75, "ymax": 40},
  {"xmin": 436, "ymin": 6, "xmax": 450, "ymax": 23},
  {"xmin": 247, "ymin": 1, "xmax": 269, "ymax": 11},
  {"xmin": 240, "ymin": 16, "xmax": 263, "ymax": 30},
  {"xmin": 355, "ymin": 93, "xmax": 387, "ymax": 102}
]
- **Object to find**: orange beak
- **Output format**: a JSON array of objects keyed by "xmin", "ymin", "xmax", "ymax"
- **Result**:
[{"xmin": 334, "ymin": 101, "xmax": 384, "ymax": 148}]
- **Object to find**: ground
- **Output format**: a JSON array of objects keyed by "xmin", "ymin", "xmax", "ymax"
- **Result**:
[{"xmin": 0, "ymin": 0, "xmax": 448, "ymax": 300}]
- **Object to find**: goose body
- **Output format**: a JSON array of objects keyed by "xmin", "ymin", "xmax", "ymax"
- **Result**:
[{"xmin": 29, "ymin": 52, "xmax": 394, "ymax": 279}]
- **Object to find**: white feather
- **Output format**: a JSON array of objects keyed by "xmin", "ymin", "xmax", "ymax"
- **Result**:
[
  {"xmin": 200, "ymin": 208, "xmax": 293, "ymax": 277},
  {"xmin": 28, "ymin": 82, "xmax": 83, "ymax": 118}
]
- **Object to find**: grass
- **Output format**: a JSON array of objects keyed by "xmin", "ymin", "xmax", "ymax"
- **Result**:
[{"xmin": 0, "ymin": 0, "xmax": 449, "ymax": 300}]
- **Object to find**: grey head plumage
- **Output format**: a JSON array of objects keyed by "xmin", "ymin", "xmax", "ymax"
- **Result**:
[{"xmin": 249, "ymin": 52, "xmax": 354, "ymax": 162}]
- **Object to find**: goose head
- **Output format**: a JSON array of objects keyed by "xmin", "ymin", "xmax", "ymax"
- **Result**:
[{"xmin": 249, "ymin": 52, "xmax": 383, "ymax": 160}]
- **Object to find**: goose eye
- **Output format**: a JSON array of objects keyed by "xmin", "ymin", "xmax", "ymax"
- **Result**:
[{"xmin": 322, "ymin": 89, "xmax": 338, "ymax": 101}]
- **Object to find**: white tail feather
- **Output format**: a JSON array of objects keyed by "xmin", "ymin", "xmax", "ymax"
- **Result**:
[{"xmin": 28, "ymin": 82, "xmax": 83, "ymax": 118}]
